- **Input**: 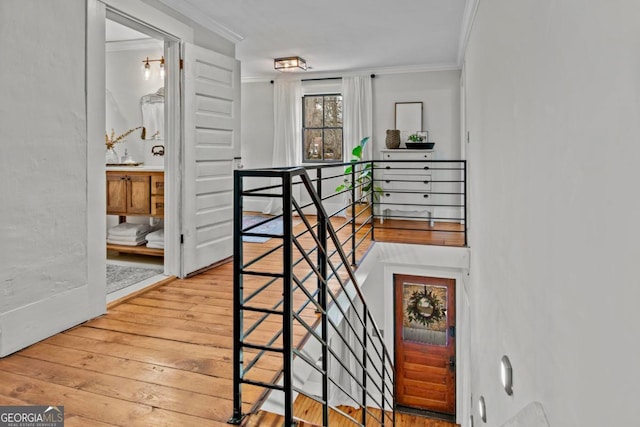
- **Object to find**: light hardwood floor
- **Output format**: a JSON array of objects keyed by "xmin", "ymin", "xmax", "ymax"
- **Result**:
[{"xmin": 0, "ymin": 217, "xmax": 461, "ymax": 426}]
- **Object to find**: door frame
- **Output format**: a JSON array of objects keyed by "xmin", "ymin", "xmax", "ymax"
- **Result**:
[
  {"xmin": 381, "ymin": 262, "xmax": 470, "ymax": 425},
  {"xmin": 87, "ymin": 0, "xmax": 194, "ymax": 286},
  {"xmin": 393, "ymin": 274, "xmax": 456, "ymax": 415}
]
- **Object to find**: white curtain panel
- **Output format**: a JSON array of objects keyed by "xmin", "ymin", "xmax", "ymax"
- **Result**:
[
  {"xmin": 262, "ymin": 79, "xmax": 302, "ymax": 215},
  {"xmin": 342, "ymin": 75, "xmax": 373, "ymax": 160}
]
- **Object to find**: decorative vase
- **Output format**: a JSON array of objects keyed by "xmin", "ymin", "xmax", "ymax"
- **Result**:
[
  {"xmin": 385, "ymin": 129, "xmax": 401, "ymax": 149},
  {"xmin": 105, "ymin": 146, "xmax": 119, "ymax": 164}
]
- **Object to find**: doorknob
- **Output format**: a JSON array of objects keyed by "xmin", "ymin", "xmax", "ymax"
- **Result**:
[{"xmin": 448, "ymin": 356, "xmax": 456, "ymax": 371}]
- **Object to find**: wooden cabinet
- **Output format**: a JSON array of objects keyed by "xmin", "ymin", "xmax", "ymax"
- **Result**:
[
  {"xmin": 379, "ymin": 149, "xmax": 435, "ymax": 225},
  {"xmin": 150, "ymin": 174, "xmax": 164, "ymax": 217},
  {"xmin": 106, "ymin": 170, "xmax": 164, "ymax": 257},
  {"xmin": 106, "ymin": 171, "xmax": 164, "ymax": 217}
]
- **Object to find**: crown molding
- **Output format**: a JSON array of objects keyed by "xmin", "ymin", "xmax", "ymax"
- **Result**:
[
  {"xmin": 105, "ymin": 38, "xmax": 162, "ymax": 52},
  {"xmin": 155, "ymin": 0, "xmax": 244, "ymax": 43},
  {"xmin": 457, "ymin": 0, "xmax": 481, "ymax": 66}
]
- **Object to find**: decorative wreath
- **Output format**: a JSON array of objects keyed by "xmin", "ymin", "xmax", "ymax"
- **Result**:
[{"xmin": 406, "ymin": 288, "xmax": 445, "ymax": 326}]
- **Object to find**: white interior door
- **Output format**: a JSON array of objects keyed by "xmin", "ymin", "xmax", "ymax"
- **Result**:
[{"xmin": 181, "ymin": 42, "xmax": 240, "ymax": 276}]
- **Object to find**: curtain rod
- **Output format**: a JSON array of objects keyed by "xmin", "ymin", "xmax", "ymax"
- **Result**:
[{"xmin": 270, "ymin": 74, "xmax": 375, "ymax": 84}]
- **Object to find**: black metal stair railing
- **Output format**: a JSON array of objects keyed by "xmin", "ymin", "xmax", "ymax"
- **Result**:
[
  {"xmin": 374, "ymin": 159, "xmax": 467, "ymax": 247},
  {"xmin": 228, "ymin": 157, "xmax": 467, "ymax": 426},
  {"xmin": 229, "ymin": 163, "xmax": 395, "ymax": 426}
]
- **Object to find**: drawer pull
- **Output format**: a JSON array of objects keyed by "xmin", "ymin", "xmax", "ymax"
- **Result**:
[
  {"xmin": 386, "ymin": 166, "xmax": 391, "ymax": 169},
  {"xmin": 385, "ymin": 180, "xmax": 390, "ymax": 183},
  {"xmin": 423, "ymin": 194, "xmax": 429, "ymax": 198},
  {"xmin": 424, "ymin": 166, "xmax": 430, "ymax": 170},
  {"xmin": 424, "ymin": 181, "xmax": 430, "ymax": 184},
  {"xmin": 385, "ymin": 193, "xmax": 391, "ymax": 197}
]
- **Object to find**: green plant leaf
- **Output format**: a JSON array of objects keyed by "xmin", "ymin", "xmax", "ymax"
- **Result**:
[{"xmin": 352, "ymin": 145, "xmax": 363, "ymax": 159}]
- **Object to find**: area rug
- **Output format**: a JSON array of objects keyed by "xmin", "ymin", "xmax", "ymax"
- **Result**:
[
  {"xmin": 242, "ymin": 215, "xmax": 284, "ymax": 243},
  {"xmin": 106, "ymin": 264, "xmax": 161, "ymax": 294}
]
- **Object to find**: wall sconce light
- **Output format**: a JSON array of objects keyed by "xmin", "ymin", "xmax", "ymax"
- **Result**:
[
  {"xmin": 478, "ymin": 396, "xmax": 487, "ymax": 423},
  {"xmin": 142, "ymin": 56, "xmax": 165, "ymax": 80},
  {"xmin": 501, "ymin": 355, "xmax": 514, "ymax": 395},
  {"xmin": 274, "ymin": 56, "xmax": 307, "ymax": 72}
]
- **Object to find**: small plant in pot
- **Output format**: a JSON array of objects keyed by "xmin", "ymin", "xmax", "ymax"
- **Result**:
[
  {"xmin": 335, "ymin": 137, "xmax": 383, "ymax": 223},
  {"xmin": 408, "ymin": 133, "xmax": 425, "ymax": 142}
]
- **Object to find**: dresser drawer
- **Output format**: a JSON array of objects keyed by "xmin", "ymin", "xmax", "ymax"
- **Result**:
[
  {"xmin": 382, "ymin": 164, "xmax": 432, "ymax": 175},
  {"xmin": 151, "ymin": 174, "xmax": 165, "ymax": 196},
  {"xmin": 381, "ymin": 150, "xmax": 434, "ymax": 161},
  {"xmin": 382, "ymin": 175, "xmax": 432, "ymax": 191},
  {"xmin": 381, "ymin": 191, "xmax": 431, "ymax": 205},
  {"xmin": 151, "ymin": 195, "xmax": 164, "ymax": 217}
]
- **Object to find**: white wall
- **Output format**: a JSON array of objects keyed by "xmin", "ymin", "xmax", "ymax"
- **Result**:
[
  {"xmin": 371, "ymin": 70, "xmax": 461, "ymax": 160},
  {"xmin": 240, "ymin": 71, "xmax": 461, "ymax": 213},
  {"xmin": 0, "ymin": 0, "xmax": 101, "ymax": 357},
  {"xmin": 241, "ymin": 71, "xmax": 461, "ymax": 164},
  {"xmin": 465, "ymin": 1, "xmax": 640, "ymax": 425},
  {"xmin": 241, "ymin": 82, "xmax": 275, "ymax": 170},
  {"xmin": 106, "ymin": 41, "xmax": 165, "ymax": 167}
]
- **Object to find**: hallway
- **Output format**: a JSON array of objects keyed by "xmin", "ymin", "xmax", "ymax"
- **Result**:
[{"xmin": 0, "ymin": 221, "xmax": 459, "ymax": 425}]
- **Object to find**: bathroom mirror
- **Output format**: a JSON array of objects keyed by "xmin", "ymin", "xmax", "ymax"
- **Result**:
[{"xmin": 395, "ymin": 102, "xmax": 423, "ymax": 134}]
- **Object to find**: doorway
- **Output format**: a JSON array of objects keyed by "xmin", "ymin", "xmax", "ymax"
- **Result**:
[
  {"xmin": 104, "ymin": 13, "xmax": 174, "ymax": 302},
  {"xmin": 394, "ymin": 274, "xmax": 456, "ymax": 416}
]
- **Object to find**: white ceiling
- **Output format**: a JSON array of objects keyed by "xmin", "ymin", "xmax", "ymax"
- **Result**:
[
  {"xmin": 106, "ymin": 1, "xmax": 473, "ymax": 79},
  {"xmin": 157, "ymin": 0, "xmax": 474, "ymax": 81}
]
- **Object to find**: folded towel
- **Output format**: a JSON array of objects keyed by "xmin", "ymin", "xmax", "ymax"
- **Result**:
[
  {"xmin": 107, "ymin": 234, "xmax": 147, "ymax": 243},
  {"xmin": 146, "ymin": 241, "xmax": 164, "ymax": 249},
  {"xmin": 107, "ymin": 238, "xmax": 147, "ymax": 246},
  {"xmin": 108, "ymin": 222, "xmax": 152, "ymax": 238},
  {"xmin": 146, "ymin": 229, "xmax": 164, "ymax": 243}
]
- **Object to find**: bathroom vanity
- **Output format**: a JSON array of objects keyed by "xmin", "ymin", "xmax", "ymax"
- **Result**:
[{"xmin": 106, "ymin": 166, "xmax": 164, "ymax": 256}]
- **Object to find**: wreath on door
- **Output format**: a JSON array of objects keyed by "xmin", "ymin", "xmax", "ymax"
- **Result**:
[{"xmin": 406, "ymin": 287, "xmax": 445, "ymax": 326}]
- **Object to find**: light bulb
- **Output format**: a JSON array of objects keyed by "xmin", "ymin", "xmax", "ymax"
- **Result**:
[{"xmin": 144, "ymin": 59, "xmax": 151, "ymax": 81}]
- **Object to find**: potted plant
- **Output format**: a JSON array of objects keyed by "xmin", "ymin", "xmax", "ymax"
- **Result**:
[
  {"xmin": 335, "ymin": 137, "xmax": 383, "ymax": 223},
  {"xmin": 408, "ymin": 133, "xmax": 424, "ymax": 142}
]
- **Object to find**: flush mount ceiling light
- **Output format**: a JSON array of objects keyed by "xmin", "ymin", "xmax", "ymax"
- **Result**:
[
  {"xmin": 274, "ymin": 56, "xmax": 307, "ymax": 72},
  {"xmin": 501, "ymin": 355, "xmax": 514, "ymax": 395},
  {"xmin": 142, "ymin": 56, "xmax": 165, "ymax": 80}
]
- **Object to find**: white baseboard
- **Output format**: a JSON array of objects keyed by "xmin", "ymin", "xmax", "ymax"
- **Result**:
[{"xmin": 0, "ymin": 285, "xmax": 102, "ymax": 357}]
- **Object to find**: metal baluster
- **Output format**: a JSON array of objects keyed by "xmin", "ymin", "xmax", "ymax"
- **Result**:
[
  {"xmin": 229, "ymin": 170, "xmax": 244, "ymax": 424},
  {"xmin": 282, "ymin": 172, "xmax": 295, "ymax": 426}
]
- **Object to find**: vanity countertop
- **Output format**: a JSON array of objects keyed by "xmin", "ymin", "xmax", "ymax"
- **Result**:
[{"xmin": 106, "ymin": 165, "xmax": 164, "ymax": 172}]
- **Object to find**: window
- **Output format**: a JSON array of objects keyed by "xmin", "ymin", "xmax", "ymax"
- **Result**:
[{"xmin": 302, "ymin": 94, "xmax": 343, "ymax": 162}]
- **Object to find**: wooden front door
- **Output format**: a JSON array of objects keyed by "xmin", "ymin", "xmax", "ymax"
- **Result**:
[{"xmin": 394, "ymin": 274, "xmax": 456, "ymax": 415}]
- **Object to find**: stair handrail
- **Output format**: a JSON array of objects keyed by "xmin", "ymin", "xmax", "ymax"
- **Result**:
[{"xmin": 230, "ymin": 165, "xmax": 395, "ymax": 426}]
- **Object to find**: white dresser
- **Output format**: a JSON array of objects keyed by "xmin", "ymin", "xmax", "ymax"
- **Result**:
[{"xmin": 378, "ymin": 149, "xmax": 435, "ymax": 225}]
